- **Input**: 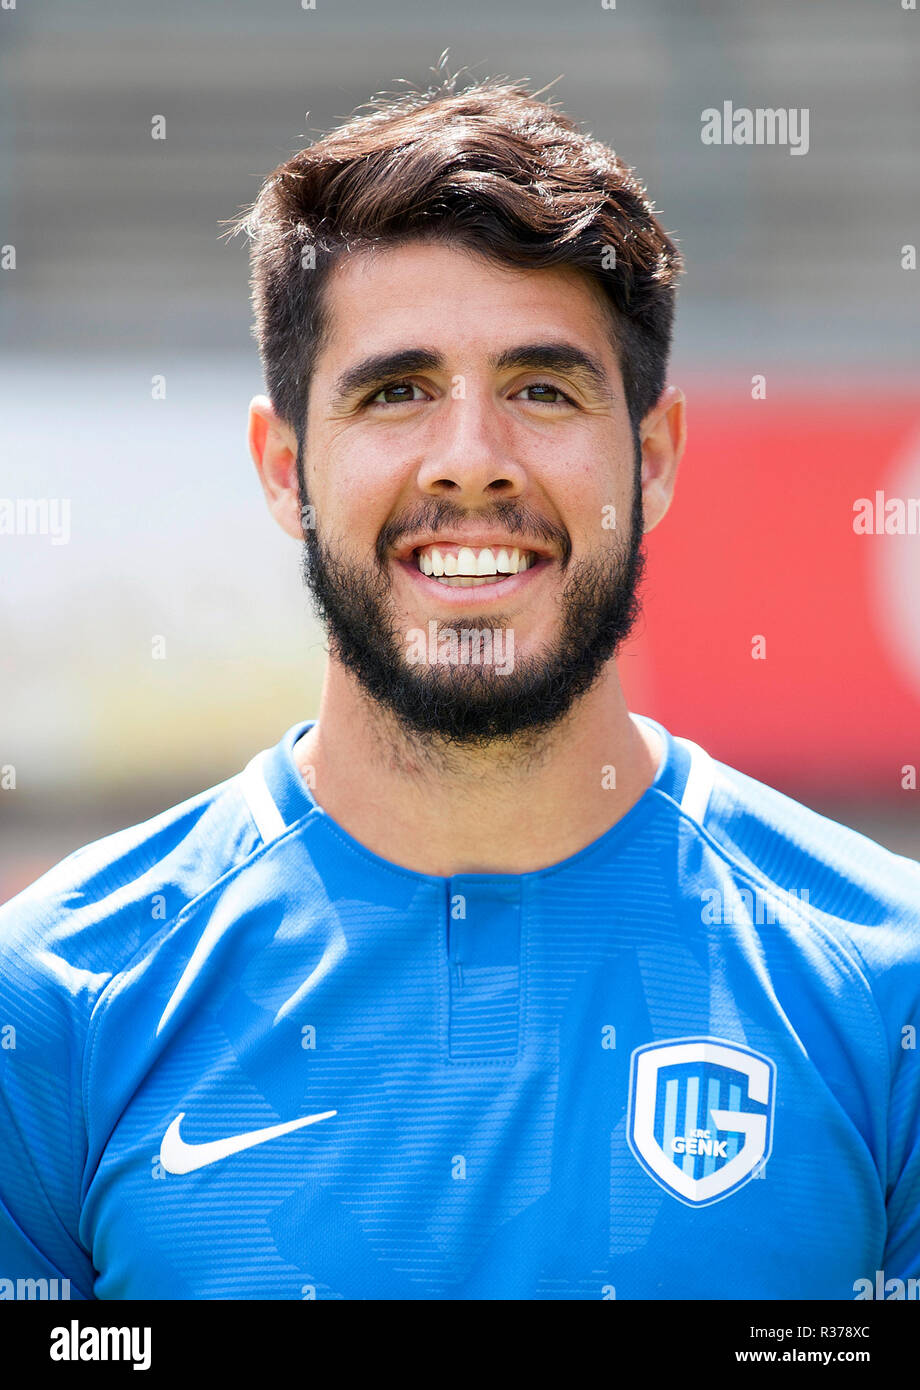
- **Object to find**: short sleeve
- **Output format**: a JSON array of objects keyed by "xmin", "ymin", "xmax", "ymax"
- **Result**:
[
  {"xmin": 0, "ymin": 890, "xmax": 97, "ymax": 1300},
  {"xmin": 882, "ymin": 1025, "xmax": 920, "ymax": 1279}
]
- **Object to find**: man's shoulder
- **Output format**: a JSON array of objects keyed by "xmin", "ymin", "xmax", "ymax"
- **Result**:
[
  {"xmin": 0, "ymin": 750, "xmax": 271, "ymax": 999},
  {"xmin": 698, "ymin": 746, "xmax": 920, "ymax": 905},
  {"xmin": 677, "ymin": 735, "xmax": 920, "ymax": 981}
]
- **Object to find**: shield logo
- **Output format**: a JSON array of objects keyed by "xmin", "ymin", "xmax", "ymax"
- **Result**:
[{"xmin": 627, "ymin": 1037, "xmax": 776, "ymax": 1207}]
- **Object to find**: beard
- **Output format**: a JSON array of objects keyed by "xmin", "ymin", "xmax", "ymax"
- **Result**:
[{"xmin": 298, "ymin": 470, "xmax": 646, "ymax": 754}]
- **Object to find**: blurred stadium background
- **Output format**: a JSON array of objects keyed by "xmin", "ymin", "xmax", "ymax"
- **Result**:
[{"xmin": 1, "ymin": 0, "xmax": 918, "ymax": 901}]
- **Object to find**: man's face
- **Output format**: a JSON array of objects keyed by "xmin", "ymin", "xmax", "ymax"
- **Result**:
[{"xmin": 297, "ymin": 239, "xmax": 648, "ymax": 748}]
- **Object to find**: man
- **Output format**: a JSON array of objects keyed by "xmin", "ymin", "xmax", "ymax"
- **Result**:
[{"xmin": 1, "ymin": 74, "xmax": 918, "ymax": 1302}]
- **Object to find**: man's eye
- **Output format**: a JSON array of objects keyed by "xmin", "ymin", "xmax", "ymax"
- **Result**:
[
  {"xmin": 367, "ymin": 382, "xmax": 427, "ymax": 406},
  {"xmin": 515, "ymin": 382, "xmax": 575, "ymax": 405}
]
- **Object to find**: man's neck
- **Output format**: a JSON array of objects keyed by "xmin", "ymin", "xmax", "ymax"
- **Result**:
[{"xmin": 292, "ymin": 662, "xmax": 662, "ymax": 877}]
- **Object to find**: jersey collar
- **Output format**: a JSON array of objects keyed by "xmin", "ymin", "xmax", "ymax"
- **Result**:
[{"xmin": 239, "ymin": 712, "xmax": 714, "ymax": 881}]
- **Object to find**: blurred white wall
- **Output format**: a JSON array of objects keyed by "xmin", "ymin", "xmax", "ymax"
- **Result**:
[{"xmin": 0, "ymin": 353, "xmax": 326, "ymax": 792}]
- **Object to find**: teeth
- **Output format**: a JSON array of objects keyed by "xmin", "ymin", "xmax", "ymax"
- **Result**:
[
  {"xmin": 435, "ymin": 574, "xmax": 505, "ymax": 587},
  {"xmin": 414, "ymin": 544, "xmax": 536, "ymax": 577}
]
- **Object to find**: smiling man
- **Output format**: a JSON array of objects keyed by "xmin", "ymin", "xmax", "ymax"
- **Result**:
[
  {"xmin": 250, "ymin": 235, "xmax": 674, "ymax": 875},
  {"xmin": 1, "ymin": 75, "xmax": 919, "ymax": 1302}
]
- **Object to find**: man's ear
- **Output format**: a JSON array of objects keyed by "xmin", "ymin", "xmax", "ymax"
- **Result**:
[
  {"xmin": 248, "ymin": 395, "xmax": 306, "ymax": 541},
  {"xmin": 639, "ymin": 384, "xmax": 686, "ymax": 535}
]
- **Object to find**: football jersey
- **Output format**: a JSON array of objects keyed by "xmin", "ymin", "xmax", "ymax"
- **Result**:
[{"xmin": 1, "ymin": 714, "xmax": 918, "ymax": 1300}]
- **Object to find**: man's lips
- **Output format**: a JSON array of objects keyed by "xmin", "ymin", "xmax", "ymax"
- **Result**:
[
  {"xmin": 392, "ymin": 554, "xmax": 553, "ymax": 604},
  {"xmin": 390, "ymin": 538, "xmax": 554, "ymax": 564}
]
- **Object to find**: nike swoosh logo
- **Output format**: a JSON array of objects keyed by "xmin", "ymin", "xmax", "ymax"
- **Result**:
[{"xmin": 160, "ymin": 1109, "xmax": 337, "ymax": 1175}]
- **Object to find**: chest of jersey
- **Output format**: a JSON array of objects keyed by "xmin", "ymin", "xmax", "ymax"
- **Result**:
[{"xmin": 79, "ymin": 845, "xmax": 884, "ymax": 1299}]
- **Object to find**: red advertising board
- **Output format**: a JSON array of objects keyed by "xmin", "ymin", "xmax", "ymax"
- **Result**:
[{"xmin": 621, "ymin": 391, "xmax": 920, "ymax": 796}]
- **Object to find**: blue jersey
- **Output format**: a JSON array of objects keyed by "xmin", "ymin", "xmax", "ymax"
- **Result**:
[{"xmin": 1, "ymin": 715, "xmax": 918, "ymax": 1300}]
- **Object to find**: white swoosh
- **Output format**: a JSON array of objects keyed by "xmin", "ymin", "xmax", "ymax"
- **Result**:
[{"xmin": 160, "ymin": 1109, "xmax": 337, "ymax": 1174}]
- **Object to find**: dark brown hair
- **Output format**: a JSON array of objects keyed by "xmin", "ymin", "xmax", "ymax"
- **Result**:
[{"xmin": 230, "ymin": 72, "xmax": 683, "ymax": 453}]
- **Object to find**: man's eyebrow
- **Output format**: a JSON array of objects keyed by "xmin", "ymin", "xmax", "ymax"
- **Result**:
[
  {"xmin": 330, "ymin": 341, "xmax": 615, "ymax": 407},
  {"xmin": 332, "ymin": 349, "xmax": 445, "ymax": 405},
  {"xmin": 488, "ymin": 342, "xmax": 613, "ymax": 398}
]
